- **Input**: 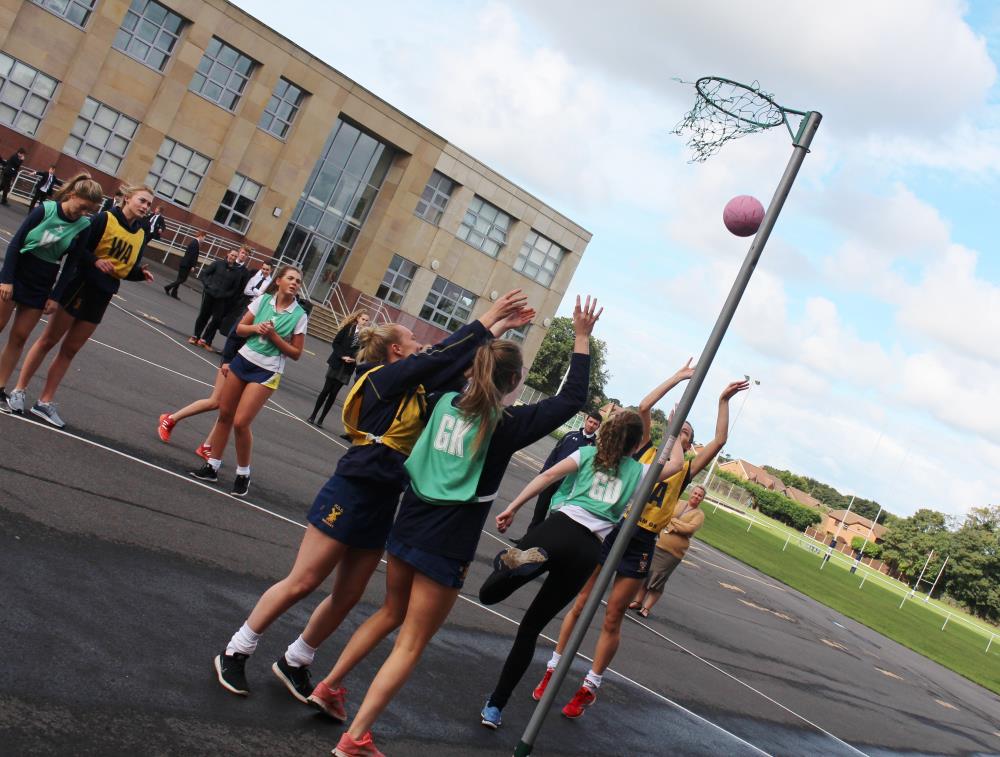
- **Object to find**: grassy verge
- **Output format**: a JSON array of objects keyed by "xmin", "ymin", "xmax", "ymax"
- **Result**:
[{"xmin": 696, "ymin": 507, "xmax": 1000, "ymax": 695}]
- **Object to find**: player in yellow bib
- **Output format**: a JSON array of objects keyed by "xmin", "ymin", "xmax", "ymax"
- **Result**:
[
  {"xmin": 535, "ymin": 376, "xmax": 750, "ymax": 719},
  {"xmin": 9, "ymin": 183, "xmax": 154, "ymax": 428}
]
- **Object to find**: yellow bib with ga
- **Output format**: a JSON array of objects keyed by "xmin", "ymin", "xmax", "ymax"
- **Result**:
[
  {"xmin": 627, "ymin": 448, "xmax": 692, "ymax": 533},
  {"xmin": 94, "ymin": 212, "xmax": 144, "ymax": 279},
  {"xmin": 341, "ymin": 365, "xmax": 427, "ymax": 456}
]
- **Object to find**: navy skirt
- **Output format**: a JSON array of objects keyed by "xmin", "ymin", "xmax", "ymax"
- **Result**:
[{"xmin": 11, "ymin": 253, "xmax": 59, "ymax": 309}]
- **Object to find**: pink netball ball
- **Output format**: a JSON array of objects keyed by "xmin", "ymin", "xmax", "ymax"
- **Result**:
[{"xmin": 723, "ymin": 195, "xmax": 765, "ymax": 237}]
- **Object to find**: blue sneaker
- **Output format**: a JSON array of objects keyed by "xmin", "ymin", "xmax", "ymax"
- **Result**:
[{"xmin": 480, "ymin": 700, "xmax": 502, "ymax": 730}]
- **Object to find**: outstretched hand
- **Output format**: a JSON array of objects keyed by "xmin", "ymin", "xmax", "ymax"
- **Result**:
[
  {"xmin": 482, "ymin": 289, "xmax": 529, "ymax": 329},
  {"xmin": 721, "ymin": 379, "xmax": 751, "ymax": 402},
  {"xmin": 573, "ymin": 295, "xmax": 602, "ymax": 337},
  {"xmin": 494, "ymin": 306, "xmax": 536, "ymax": 335},
  {"xmin": 673, "ymin": 357, "xmax": 695, "ymax": 382}
]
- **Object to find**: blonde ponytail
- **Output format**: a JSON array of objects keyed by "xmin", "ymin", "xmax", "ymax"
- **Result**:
[
  {"xmin": 53, "ymin": 172, "xmax": 103, "ymax": 204},
  {"xmin": 456, "ymin": 339, "xmax": 523, "ymax": 454}
]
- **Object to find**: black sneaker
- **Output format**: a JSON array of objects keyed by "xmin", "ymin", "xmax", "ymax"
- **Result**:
[
  {"xmin": 190, "ymin": 463, "xmax": 219, "ymax": 482},
  {"xmin": 214, "ymin": 653, "xmax": 250, "ymax": 696},
  {"xmin": 272, "ymin": 656, "xmax": 313, "ymax": 704},
  {"xmin": 0, "ymin": 389, "xmax": 11, "ymax": 415},
  {"xmin": 231, "ymin": 474, "xmax": 250, "ymax": 497}
]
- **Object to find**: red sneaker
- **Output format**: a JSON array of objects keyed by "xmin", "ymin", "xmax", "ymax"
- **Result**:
[
  {"xmin": 157, "ymin": 413, "xmax": 175, "ymax": 443},
  {"xmin": 561, "ymin": 685, "xmax": 597, "ymax": 719},
  {"xmin": 333, "ymin": 730, "xmax": 384, "ymax": 757},
  {"xmin": 309, "ymin": 681, "xmax": 347, "ymax": 721},
  {"xmin": 195, "ymin": 443, "xmax": 212, "ymax": 461},
  {"xmin": 532, "ymin": 668, "xmax": 553, "ymax": 701}
]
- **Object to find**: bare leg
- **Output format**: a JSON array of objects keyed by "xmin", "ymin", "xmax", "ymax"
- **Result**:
[
  {"xmin": 0, "ymin": 305, "xmax": 43, "ymax": 387},
  {"xmin": 232, "ymin": 382, "xmax": 272, "ymax": 468},
  {"xmin": 0, "ymin": 299, "xmax": 15, "ymax": 336},
  {"xmin": 641, "ymin": 587, "xmax": 664, "ymax": 614},
  {"xmin": 38, "ymin": 319, "xmax": 97, "ymax": 402},
  {"xmin": 320, "ymin": 554, "xmax": 414, "ymax": 689},
  {"xmin": 591, "ymin": 575, "xmax": 641, "ymax": 675},
  {"xmin": 300, "ymin": 548, "xmax": 385, "ymax": 649},
  {"xmin": 245, "ymin": 525, "xmax": 347, "ymax": 633},
  {"xmin": 631, "ymin": 583, "xmax": 648, "ymax": 608},
  {"xmin": 14, "ymin": 307, "xmax": 74, "ymax": 391},
  {"xmin": 554, "ymin": 568, "xmax": 599, "ymax": 654},
  {"xmin": 346, "ymin": 569, "xmax": 459, "ymax": 739},
  {"xmin": 205, "ymin": 370, "xmax": 246, "ymax": 461},
  {"xmin": 170, "ymin": 368, "xmax": 226, "ymax": 423}
]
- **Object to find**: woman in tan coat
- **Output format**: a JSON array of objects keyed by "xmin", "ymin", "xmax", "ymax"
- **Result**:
[{"xmin": 631, "ymin": 484, "xmax": 706, "ymax": 618}]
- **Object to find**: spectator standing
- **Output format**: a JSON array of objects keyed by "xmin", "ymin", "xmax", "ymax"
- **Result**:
[
  {"xmin": 28, "ymin": 166, "xmax": 60, "ymax": 211},
  {"xmin": 1, "ymin": 148, "xmax": 26, "ymax": 205},
  {"xmin": 190, "ymin": 250, "xmax": 243, "ymax": 350},
  {"xmin": 163, "ymin": 231, "xmax": 205, "ymax": 298},
  {"xmin": 145, "ymin": 205, "xmax": 165, "ymax": 242},
  {"xmin": 307, "ymin": 309, "xmax": 369, "ymax": 427}
]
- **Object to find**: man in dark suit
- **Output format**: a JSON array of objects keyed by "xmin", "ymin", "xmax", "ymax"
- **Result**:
[
  {"xmin": 164, "ymin": 230, "xmax": 206, "ymax": 298},
  {"xmin": 28, "ymin": 166, "xmax": 60, "ymax": 211},
  {"xmin": 0, "ymin": 148, "xmax": 26, "ymax": 205},
  {"xmin": 145, "ymin": 205, "xmax": 165, "ymax": 241}
]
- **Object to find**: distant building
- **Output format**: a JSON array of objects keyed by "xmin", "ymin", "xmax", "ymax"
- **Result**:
[
  {"xmin": 718, "ymin": 459, "xmax": 825, "ymax": 510},
  {"xmin": 823, "ymin": 510, "xmax": 886, "ymax": 545}
]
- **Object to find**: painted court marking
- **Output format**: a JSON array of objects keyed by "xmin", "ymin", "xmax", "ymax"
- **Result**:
[
  {"xmin": 1, "ymin": 413, "xmax": 771, "ymax": 757},
  {"xmin": 875, "ymin": 667, "xmax": 903, "ymax": 681}
]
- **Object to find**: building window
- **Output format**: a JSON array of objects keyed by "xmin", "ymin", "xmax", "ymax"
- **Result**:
[
  {"xmin": 503, "ymin": 324, "xmax": 529, "ymax": 344},
  {"xmin": 146, "ymin": 137, "xmax": 210, "ymax": 208},
  {"xmin": 0, "ymin": 54, "xmax": 57, "ymax": 137},
  {"xmin": 457, "ymin": 196, "xmax": 511, "ymax": 257},
  {"xmin": 376, "ymin": 255, "xmax": 417, "ymax": 306},
  {"xmin": 214, "ymin": 173, "xmax": 261, "ymax": 233},
  {"xmin": 514, "ymin": 230, "xmax": 564, "ymax": 287},
  {"xmin": 113, "ymin": 0, "xmax": 185, "ymax": 72},
  {"xmin": 31, "ymin": 0, "xmax": 96, "ymax": 27},
  {"xmin": 189, "ymin": 37, "xmax": 254, "ymax": 111},
  {"xmin": 63, "ymin": 98, "xmax": 138, "ymax": 175},
  {"xmin": 414, "ymin": 170, "xmax": 455, "ymax": 225},
  {"xmin": 419, "ymin": 276, "xmax": 476, "ymax": 332},
  {"xmin": 259, "ymin": 78, "xmax": 304, "ymax": 139}
]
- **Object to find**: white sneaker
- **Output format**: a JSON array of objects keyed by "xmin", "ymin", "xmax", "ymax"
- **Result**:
[
  {"xmin": 30, "ymin": 401, "xmax": 65, "ymax": 428},
  {"xmin": 8, "ymin": 388, "xmax": 26, "ymax": 414}
]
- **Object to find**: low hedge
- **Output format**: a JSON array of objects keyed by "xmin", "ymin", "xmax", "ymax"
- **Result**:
[{"xmin": 717, "ymin": 471, "xmax": 822, "ymax": 531}]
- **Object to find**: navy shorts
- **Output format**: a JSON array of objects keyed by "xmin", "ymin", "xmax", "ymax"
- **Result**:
[
  {"xmin": 229, "ymin": 353, "xmax": 280, "ymax": 389},
  {"xmin": 598, "ymin": 521, "xmax": 657, "ymax": 578},
  {"xmin": 11, "ymin": 254, "xmax": 58, "ymax": 309},
  {"xmin": 59, "ymin": 277, "xmax": 113, "ymax": 324},
  {"xmin": 387, "ymin": 534, "xmax": 470, "ymax": 589},
  {"xmin": 306, "ymin": 473, "xmax": 403, "ymax": 550}
]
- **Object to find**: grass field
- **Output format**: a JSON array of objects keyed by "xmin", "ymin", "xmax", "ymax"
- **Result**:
[{"xmin": 696, "ymin": 506, "xmax": 1000, "ymax": 695}]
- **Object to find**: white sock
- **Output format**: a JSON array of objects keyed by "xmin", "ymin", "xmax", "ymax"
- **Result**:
[
  {"xmin": 547, "ymin": 651, "xmax": 561, "ymax": 671},
  {"xmin": 236, "ymin": 465, "xmax": 251, "ymax": 476},
  {"xmin": 208, "ymin": 457, "xmax": 222, "ymax": 471},
  {"xmin": 584, "ymin": 669, "xmax": 603, "ymax": 690},
  {"xmin": 226, "ymin": 621, "xmax": 261, "ymax": 656},
  {"xmin": 284, "ymin": 634, "xmax": 317, "ymax": 668}
]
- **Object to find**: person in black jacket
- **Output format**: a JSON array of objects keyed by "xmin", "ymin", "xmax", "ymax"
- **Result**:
[
  {"xmin": 145, "ymin": 205, "xmax": 164, "ymax": 241},
  {"xmin": 189, "ymin": 249, "xmax": 243, "ymax": 350},
  {"xmin": 513, "ymin": 409, "xmax": 602, "ymax": 544},
  {"xmin": 307, "ymin": 309, "xmax": 370, "ymax": 427},
  {"xmin": 163, "ymin": 231, "xmax": 205, "ymax": 298},
  {"xmin": 0, "ymin": 148, "xmax": 26, "ymax": 205},
  {"xmin": 28, "ymin": 166, "xmax": 60, "ymax": 211}
]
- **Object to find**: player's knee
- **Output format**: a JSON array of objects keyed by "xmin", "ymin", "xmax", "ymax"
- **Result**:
[
  {"xmin": 602, "ymin": 608, "xmax": 625, "ymax": 632},
  {"xmin": 287, "ymin": 573, "xmax": 323, "ymax": 599}
]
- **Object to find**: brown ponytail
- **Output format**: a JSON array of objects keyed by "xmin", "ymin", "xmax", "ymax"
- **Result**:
[
  {"xmin": 357, "ymin": 323, "xmax": 405, "ymax": 364},
  {"xmin": 53, "ymin": 172, "xmax": 103, "ymax": 204},
  {"xmin": 456, "ymin": 339, "xmax": 523, "ymax": 454},
  {"xmin": 593, "ymin": 410, "xmax": 643, "ymax": 476}
]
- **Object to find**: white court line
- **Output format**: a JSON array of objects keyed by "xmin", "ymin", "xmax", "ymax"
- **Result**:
[{"xmin": 1, "ymin": 413, "xmax": 770, "ymax": 756}]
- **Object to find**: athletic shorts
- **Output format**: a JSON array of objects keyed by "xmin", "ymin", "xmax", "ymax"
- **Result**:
[
  {"xmin": 645, "ymin": 547, "xmax": 682, "ymax": 592},
  {"xmin": 306, "ymin": 473, "xmax": 403, "ymax": 550},
  {"xmin": 11, "ymin": 254, "xmax": 58, "ymax": 309},
  {"xmin": 598, "ymin": 521, "xmax": 657, "ymax": 578},
  {"xmin": 59, "ymin": 278, "xmax": 113, "ymax": 324},
  {"xmin": 229, "ymin": 353, "xmax": 281, "ymax": 390},
  {"xmin": 386, "ymin": 534, "xmax": 471, "ymax": 589}
]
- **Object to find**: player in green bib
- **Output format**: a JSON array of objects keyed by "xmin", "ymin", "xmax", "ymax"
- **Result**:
[
  {"xmin": 477, "ymin": 408, "xmax": 684, "ymax": 729},
  {"xmin": 0, "ymin": 173, "xmax": 103, "ymax": 415}
]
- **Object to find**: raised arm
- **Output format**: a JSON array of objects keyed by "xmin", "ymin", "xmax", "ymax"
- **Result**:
[
  {"xmin": 637, "ymin": 358, "xmax": 694, "ymax": 446},
  {"xmin": 495, "ymin": 455, "xmax": 580, "ymax": 533},
  {"xmin": 658, "ymin": 433, "xmax": 686, "ymax": 481},
  {"xmin": 688, "ymin": 379, "xmax": 750, "ymax": 477}
]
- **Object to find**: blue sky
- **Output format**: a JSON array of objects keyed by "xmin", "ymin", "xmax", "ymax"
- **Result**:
[{"xmin": 233, "ymin": 0, "xmax": 1000, "ymax": 519}]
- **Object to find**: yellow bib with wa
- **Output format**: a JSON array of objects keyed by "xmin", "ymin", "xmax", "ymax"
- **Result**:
[
  {"xmin": 627, "ymin": 448, "xmax": 692, "ymax": 533},
  {"xmin": 94, "ymin": 212, "xmax": 144, "ymax": 279},
  {"xmin": 341, "ymin": 365, "xmax": 427, "ymax": 456}
]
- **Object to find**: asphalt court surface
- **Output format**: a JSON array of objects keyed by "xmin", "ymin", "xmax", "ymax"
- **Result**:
[{"xmin": 1, "ymin": 203, "xmax": 999, "ymax": 756}]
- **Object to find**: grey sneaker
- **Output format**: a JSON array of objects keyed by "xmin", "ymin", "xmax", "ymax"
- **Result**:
[
  {"xmin": 8, "ymin": 388, "xmax": 26, "ymax": 414},
  {"xmin": 493, "ymin": 547, "xmax": 548, "ymax": 576},
  {"xmin": 0, "ymin": 389, "xmax": 11, "ymax": 414},
  {"xmin": 30, "ymin": 401, "xmax": 65, "ymax": 428}
]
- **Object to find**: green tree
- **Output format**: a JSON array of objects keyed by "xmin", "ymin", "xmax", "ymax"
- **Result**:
[
  {"xmin": 526, "ymin": 316, "xmax": 610, "ymax": 406},
  {"xmin": 763, "ymin": 465, "xmax": 887, "ymax": 522},
  {"xmin": 879, "ymin": 508, "xmax": 949, "ymax": 581}
]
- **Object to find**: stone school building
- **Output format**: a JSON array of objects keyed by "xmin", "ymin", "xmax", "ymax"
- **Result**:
[{"xmin": 0, "ymin": 0, "xmax": 590, "ymax": 353}]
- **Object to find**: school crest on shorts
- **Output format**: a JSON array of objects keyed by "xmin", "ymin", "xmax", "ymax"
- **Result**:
[
  {"xmin": 639, "ymin": 552, "xmax": 649, "ymax": 572},
  {"xmin": 323, "ymin": 504, "xmax": 344, "ymax": 527}
]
